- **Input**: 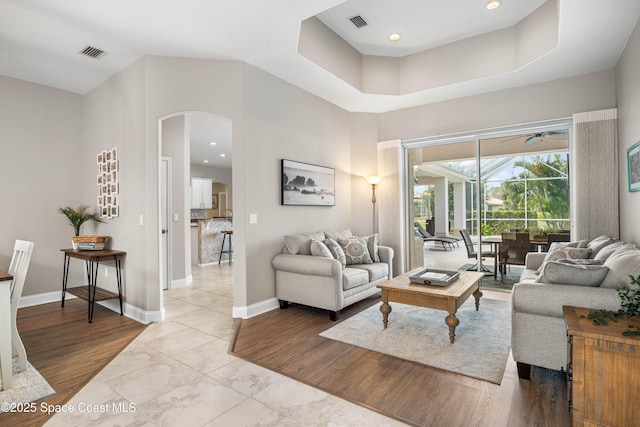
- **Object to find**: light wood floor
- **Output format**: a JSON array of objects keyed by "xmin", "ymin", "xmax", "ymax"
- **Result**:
[
  {"xmin": 230, "ymin": 294, "xmax": 571, "ymax": 427},
  {"xmin": 0, "ymin": 299, "xmax": 147, "ymax": 427}
]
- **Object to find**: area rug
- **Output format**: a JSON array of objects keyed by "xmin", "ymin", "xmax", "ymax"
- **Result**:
[
  {"xmin": 458, "ymin": 263, "xmax": 521, "ymax": 291},
  {"xmin": 0, "ymin": 357, "xmax": 55, "ymax": 412},
  {"xmin": 319, "ymin": 298, "xmax": 511, "ymax": 384}
]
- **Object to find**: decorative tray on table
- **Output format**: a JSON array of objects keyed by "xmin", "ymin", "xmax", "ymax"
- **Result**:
[{"xmin": 408, "ymin": 268, "xmax": 459, "ymax": 286}]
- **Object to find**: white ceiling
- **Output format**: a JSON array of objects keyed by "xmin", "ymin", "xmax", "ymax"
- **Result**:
[{"xmin": 2, "ymin": 0, "xmax": 640, "ymax": 166}]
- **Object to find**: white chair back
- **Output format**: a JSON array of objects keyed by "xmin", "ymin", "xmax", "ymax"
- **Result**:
[
  {"xmin": 8, "ymin": 240, "xmax": 34, "ymax": 312},
  {"xmin": 7, "ymin": 240, "xmax": 34, "ymax": 372}
]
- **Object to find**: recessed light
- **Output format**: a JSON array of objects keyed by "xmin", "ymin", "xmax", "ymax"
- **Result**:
[
  {"xmin": 389, "ymin": 33, "xmax": 400, "ymax": 41},
  {"xmin": 486, "ymin": 0, "xmax": 501, "ymax": 10},
  {"xmin": 209, "ymin": 142, "xmax": 217, "ymax": 146},
  {"xmin": 203, "ymin": 160, "xmax": 209, "ymax": 163},
  {"xmin": 220, "ymin": 153, "xmax": 226, "ymax": 157}
]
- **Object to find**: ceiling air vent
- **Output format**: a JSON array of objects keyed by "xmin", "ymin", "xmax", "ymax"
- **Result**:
[
  {"xmin": 348, "ymin": 15, "xmax": 368, "ymax": 29},
  {"xmin": 79, "ymin": 45, "xmax": 107, "ymax": 59}
]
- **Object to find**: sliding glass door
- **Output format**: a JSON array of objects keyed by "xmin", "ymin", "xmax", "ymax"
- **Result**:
[{"xmin": 405, "ymin": 122, "xmax": 571, "ymax": 285}]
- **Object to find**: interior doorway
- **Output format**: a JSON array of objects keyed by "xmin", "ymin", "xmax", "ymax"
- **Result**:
[{"xmin": 158, "ymin": 111, "xmax": 233, "ymax": 310}]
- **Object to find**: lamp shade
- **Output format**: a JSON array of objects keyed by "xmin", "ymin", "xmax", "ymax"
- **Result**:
[{"xmin": 366, "ymin": 176, "xmax": 380, "ymax": 186}]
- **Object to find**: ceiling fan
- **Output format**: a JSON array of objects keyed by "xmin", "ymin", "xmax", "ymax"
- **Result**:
[
  {"xmin": 500, "ymin": 130, "xmax": 569, "ymax": 145},
  {"xmin": 523, "ymin": 130, "xmax": 568, "ymax": 145}
]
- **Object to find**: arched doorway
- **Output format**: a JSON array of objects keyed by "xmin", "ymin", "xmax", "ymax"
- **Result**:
[{"xmin": 158, "ymin": 112, "xmax": 233, "ymax": 313}]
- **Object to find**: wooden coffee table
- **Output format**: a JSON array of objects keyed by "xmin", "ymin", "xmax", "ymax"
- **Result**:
[{"xmin": 377, "ymin": 270, "xmax": 485, "ymax": 343}]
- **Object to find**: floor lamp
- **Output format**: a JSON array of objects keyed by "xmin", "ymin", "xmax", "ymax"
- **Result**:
[{"xmin": 366, "ymin": 176, "xmax": 380, "ymax": 234}]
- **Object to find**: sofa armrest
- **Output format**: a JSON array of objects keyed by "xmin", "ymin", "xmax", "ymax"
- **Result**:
[
  {"xmin": 377, "ymin": 246, "xmax": 394, "ymax": 277},
  {"xmin": 512, "ymin": 282, "xmax": 622, "ymax": 318},
  {"xmin": 272, "ymin": 253, "xmax": 342, "ymax": 277},
  {"xmin": 524, "ymin": 252, "xmax": 546, "ymax": 271}
]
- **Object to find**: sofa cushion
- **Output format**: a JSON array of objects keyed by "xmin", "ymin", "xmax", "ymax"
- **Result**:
[
  {"xmin": 284, "ymin": 231, "xmax": 325, "ymax": 255},
  {"xmin": 342, "ymin": 268, "xmax": 370, "ymax": 290},
  {"xmin": 593, "ymin": 241, "xmax": 625, "ymax": 262},
  {"xmin": 519, "ymin": 268, "xmax": 539, "ymax": 283},
  {"xmin": 324, "ymin": 229, "xmax": 353, "ymax": 241},
  {"xmin": 324, "ymin": 238, "xmax": 346, "ymax": 267},
  {"xmin": 535, "ymin": 261, "xmax": 609, "ymax": 287},
  {"xmin": 599, "ymin": 244, "xmax": 640, "ymax": 289},
  {"xmin": 349, "ymin": 262, "xmax": 389, "ymax": 282},
  {"xmin": 310, "ymin": 239, "xmax": 333, "ymax": 258},
  {"xmin": 586, "ymin": 234, "xmax": 618, "ymax": 259},
  {"xmin": 338, "ymin": 236, "xmax": 373, "ymax": 265}
]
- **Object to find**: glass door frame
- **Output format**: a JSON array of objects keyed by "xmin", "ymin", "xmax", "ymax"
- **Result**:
[{"xmin": 401, "ymin": 118, "xmax": 573, "ymax": 273}]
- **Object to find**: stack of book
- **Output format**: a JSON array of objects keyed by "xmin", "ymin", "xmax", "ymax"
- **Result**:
[{"xmin": 72, "ymin": 235, "xmax": 110, "ymax": 251}]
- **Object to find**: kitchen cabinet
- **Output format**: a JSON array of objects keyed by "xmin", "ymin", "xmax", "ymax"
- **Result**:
[{"xmin": 191, "ymin": 178, "xmax": 212, "ymax": 209}]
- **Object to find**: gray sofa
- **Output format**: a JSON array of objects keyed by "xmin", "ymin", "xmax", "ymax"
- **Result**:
[
  {"xmin": 271, "ymin": 229, "xmax": 393, "ymax": 320},
  {"xmin": 511, "ymin": 235, "xmax": 640, "ymax": 379}
]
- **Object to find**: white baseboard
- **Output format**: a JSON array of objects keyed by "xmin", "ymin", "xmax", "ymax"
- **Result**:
[
  {"xmin": 19, "ymin": 291, "xmax": 161, "ymax": 324},
  {"xmin": 171, "ymin": 274, "xmax": 192, "ymax": 289},
  {"xmin": 232, "ymin": 297, "xmax": 279, "ymax": 319}
]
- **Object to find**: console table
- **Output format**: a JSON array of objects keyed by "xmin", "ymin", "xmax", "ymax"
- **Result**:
[
  {"xmin": 61, "ymin": 249, "xmax": 125, "ymax": 323},
  {"xmin": 564, "ymin": 305, "xmax": 640, "ymax": 426}
]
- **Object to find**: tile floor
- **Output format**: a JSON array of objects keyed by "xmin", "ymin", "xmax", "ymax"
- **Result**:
[{"xmin": 44, "ymin": 264, "xmax": 406, "ymax": 427}]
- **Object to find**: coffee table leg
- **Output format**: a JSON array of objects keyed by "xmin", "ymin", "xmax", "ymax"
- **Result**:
[
  {"xmin": 445, "ymin": 312, "xmax": 459, "ymax": 344},
  {"xmin": 380, "ymin": 301, "xmax": 392, "ymax": 329},
  {"xmin": 473, "ymin": 287, "xmax": 483, "ymax": 311}
]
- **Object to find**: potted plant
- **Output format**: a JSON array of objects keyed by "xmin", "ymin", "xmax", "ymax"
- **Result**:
[
  {"xmin": 58, "ymin": 205, "xmax": 105, "ymax": 249},
  {"xmin": 587, "ymin": 275, "xmax": 640, "ymax": 336}
]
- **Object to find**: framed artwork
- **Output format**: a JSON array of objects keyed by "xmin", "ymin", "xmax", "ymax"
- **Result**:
[
  {"xmin": 281, "ymin": 159, "xmax": 335, "ymax": 206},
  {"xmin": 212, "ymin": 194, "xmax": 218, "ymax": 209},
  {"xmin": 628, "ymin": 141, "xmax": 640, "ymax": 192},
  {"xmin": 97, "ymin": 147, "xmax": 120, "ymax": 217}
]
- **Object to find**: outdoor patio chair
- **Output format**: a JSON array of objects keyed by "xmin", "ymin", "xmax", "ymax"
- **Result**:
[
  {"xmin": 415, "ymin": 222, "xmax": 460, "ymax": 251},
  {"xmin": 459, "ymin": 229, "xmax": 495, "ymax": 273},
  {"xmin": 499, "ymin": 232, "xmax": 530, "ymax": 281}
]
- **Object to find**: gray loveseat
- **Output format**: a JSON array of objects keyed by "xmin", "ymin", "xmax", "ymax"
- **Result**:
[
  {"xmin": 511, "ymin": 235, "xmax": 640, "ymax": 379},
  {"xmin": 271, "ymin": 229, "xmax": 393, "ymax": 320}
]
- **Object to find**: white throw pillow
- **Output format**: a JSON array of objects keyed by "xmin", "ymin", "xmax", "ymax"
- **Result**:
[
  {"xmin": 310, "ymin": 239, "xmax": 333, "ymax": 258},
  {"xmin": 362, "ymin": 234, "xmax": 380, "ymax": 262},
  {"xmin": 535, "ymin": 261, "xmax": 609, "ymax": 287},
  {"xmin": 586, "ymin": 235, "xmax": 618, "ymax": 259},
  {"xmin": 284, "ymin": 231, "xmax": 325, "ymax": 255},
  {"xmin": 599, "ymin": 244, "xmax": 640, "ymax": 289},
  {"xmin": 323, "ymin": 238, "xmax": 346, "ymax": 267}
]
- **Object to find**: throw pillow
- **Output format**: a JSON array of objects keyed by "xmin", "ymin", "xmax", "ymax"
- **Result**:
[
  {"xmin": 586, "ymin": 235, "xmax": 618, "ymax": 259},
  {"xmin": 283, "ymin": 231, "xmax": 325, "ymax": 255},
  {"xmin": 338, "ymin": 236, "xmax": 373, "ymax": 265},
  {"xmin": 599, "ymin": 244, "xmax": 640, "ymax": 289},
  {"xmin": 536, "ymin": 246, "xmax": 592, "ymax": 273},
  {"xmin": 324, "ymin": 229, "xmax": 353, "ymax": 242},
  {"xmin": 593, "ymin": 241, "xmax": 624, "ymax": 262},
  {"xmin": 310, "ymin": 239, "xmax": 333, "ymax": 258},
  {"xmin": 557, "ymin": 259, "xmax": 604, "ymax": 266},
  {"xmin": 324, "ymin": 238, "xmax": 346, "ymax": 267},
  {"xmin": 535, "ymin": 261, "xmax": 609, "ymax": 287},
  {"xmin": 362, "ymin": 233, "xmax": 380, "ymax": 262}
]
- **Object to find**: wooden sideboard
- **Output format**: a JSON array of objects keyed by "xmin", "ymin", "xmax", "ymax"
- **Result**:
[{"xmin": 563, "ymin": 305, "xmax": 640, "ymax": 426}]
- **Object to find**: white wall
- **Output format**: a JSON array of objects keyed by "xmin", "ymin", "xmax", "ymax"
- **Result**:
[
  {"xmin": 616, "ymin": 18, "xmax": 640, "ymax": 244},
  {"xmin": 82, "ymin": 58, "xmax": 150, "ymax": 315},
  {"xmin": 0, "ymin": 76, "xmax": 83, "ymax": 298},
  {"xmin": 379, "ymin": 69, "xmax": 616, "ymax": 142},
  {"xmin": 243, "ymin": 65, "xmax": 353, "ymax": 305}
]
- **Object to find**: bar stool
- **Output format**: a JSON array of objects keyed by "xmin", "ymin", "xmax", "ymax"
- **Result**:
[{"xmin": 219, "ymin": 230, "xmax": 233, "ymax": 264}]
